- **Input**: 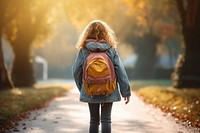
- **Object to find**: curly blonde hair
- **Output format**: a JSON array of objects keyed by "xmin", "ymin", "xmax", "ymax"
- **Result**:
[{"xmin": 76, "ymin": 20, "xmax": 117, "ymax": 49}]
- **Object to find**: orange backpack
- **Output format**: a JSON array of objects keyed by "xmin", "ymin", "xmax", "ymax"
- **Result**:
[{"xmin": 83, "ymin": 49, "xmax": 116, "ymax": 96}]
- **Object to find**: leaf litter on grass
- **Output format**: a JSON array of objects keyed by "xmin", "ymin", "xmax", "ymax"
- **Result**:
[
  {"xmin": 135, "ymin": 86, "xmax": 200, "ymax": 129},
  {"xmin": 0, "ymin": 85, "xmax": 73, "ymax": 132}
]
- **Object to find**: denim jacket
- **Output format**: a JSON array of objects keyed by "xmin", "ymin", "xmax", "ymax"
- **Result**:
[{"xmin": 72, "ymin": 41, "xmax": 131, "ymax": 103}]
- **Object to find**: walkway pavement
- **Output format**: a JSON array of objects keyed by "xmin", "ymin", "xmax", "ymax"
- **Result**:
[{"xmin": 6, "ymin": 82, "xmax": 199, "ymax": 133}]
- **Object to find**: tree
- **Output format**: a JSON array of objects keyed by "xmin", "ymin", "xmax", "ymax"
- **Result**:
[
  {"xmin": 0, "ymin": 41, "xmax": 13, "ymax": 89},
  {"xmin": 4, "ymin": 0, "xmax": 56, "ymax": 87},
  {"xmin": 172, "ymin": 0, "xmax": 200, "ymax": 88},
  {"xmin": 132, "ymin": 33, "xmax": 160, "ymax": 79},
  {"xmin": 121, "ymin": 0, "xmax": 171, "ymax": 79},
  {"xmin": 0, "ymin": 0, "xmax": 14, "ymax": 89}
]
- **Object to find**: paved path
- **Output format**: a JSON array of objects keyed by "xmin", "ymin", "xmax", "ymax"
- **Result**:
[{"xmin": 6, "ymin": 82, "xmax": 199, "ymax": 133}]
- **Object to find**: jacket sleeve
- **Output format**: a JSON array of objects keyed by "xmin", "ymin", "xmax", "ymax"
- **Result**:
[
  {"xmin": 72, "ymin": 49, "xmax": 84, "ymax": 91},
  {"xmin": 112, "ymin": 49, "xmax": 131, "ymax": 97}
]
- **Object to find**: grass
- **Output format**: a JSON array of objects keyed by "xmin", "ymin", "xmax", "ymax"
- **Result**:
[
  {"xmin": 0, "ymin": 85, "xmax": 73, "ymax": 131},
  {"xmin": 130, "ymin": 79, "xmax": 172, "ymax": 89},
  {"xmin": 131, "ymin": 80, "xmax": 200, "ymax": 128}
]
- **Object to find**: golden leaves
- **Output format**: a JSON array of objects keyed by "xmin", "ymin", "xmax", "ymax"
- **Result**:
[{"xmin": 136, "ymin": 86, "xmax": 200, "ymax": 128}]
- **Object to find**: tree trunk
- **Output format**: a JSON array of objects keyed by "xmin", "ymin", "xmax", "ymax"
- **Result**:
[
  {"xmin": 11, "ymin": 41, "xmax": 35, "ymax": 87},
  {"xmin": 0, "ymin": 1, "xmax": 13, "ymax": 89},
  {"xmin": 172, "ymin": 50, "xmax": 200, "ymax": 88},
  {"xmin": 0, "ymin": 36, "xmax": 13, "ymax": 89},
  {"xmin": 172, "ymin": 0, "xmax": 200, "ymax": 88},
  {"xmin": 133, "ymin": 33, "xmax": 159, "ymax": 79}
]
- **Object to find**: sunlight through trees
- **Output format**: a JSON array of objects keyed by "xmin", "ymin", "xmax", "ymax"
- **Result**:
[{"xmin": 1, "ymin": 0, "xmax": 199, "ymax": 88}]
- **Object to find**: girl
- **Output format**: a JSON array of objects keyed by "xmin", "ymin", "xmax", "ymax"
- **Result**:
[{"xmin": 72, "ymin": 20, "xmax": 131, "ymax": 133}]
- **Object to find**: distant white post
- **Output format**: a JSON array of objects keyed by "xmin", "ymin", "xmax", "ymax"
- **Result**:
[{"xmin": 35, "ymin": 56, "xmax": 48, "ymax": 80}]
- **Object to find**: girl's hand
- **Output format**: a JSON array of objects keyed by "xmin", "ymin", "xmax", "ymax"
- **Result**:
[{"xmin": 124, "ymin": 96, "xmax": 130, "ymax": 104}]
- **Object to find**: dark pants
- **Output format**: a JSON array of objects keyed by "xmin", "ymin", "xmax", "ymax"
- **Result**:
[{"xmin": 88, "ymin": 102, "xmax": 113, "ymax": 133}]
